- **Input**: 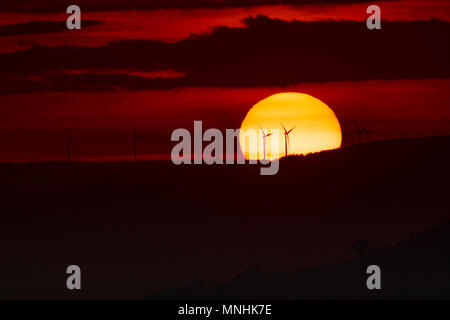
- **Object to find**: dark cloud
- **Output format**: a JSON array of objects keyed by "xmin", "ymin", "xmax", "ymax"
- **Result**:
[
  {"xmin": 0, "ymin": 16, "xmax": 449, "ymax": 94},
  {"xmin": 0, "ymin": 40, "xmax": 171, "ymax": 75},
  {"xmin": 1, "ymin": 0, "xmax": 388, "ymax": 12},
  {"xmin": 0, "ymin": 20, "xmax": 103, "ymax": 36},
  {"xmin": 0, "ymin": 73, "xmax": 184, "ymax": 95}
]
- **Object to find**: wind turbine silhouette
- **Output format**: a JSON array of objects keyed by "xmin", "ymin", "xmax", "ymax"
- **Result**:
[
  {"xmin": 65, "ymin": 129, "xmax": 73, "ymax": 162},
  {"xmin": 280, "ymin": 122, "xmax": 295, "ymax": 157},
  {"xmin": 353, "ymin": 121, "xmax": 374, "ymax": 143},
  {"xmin": 257, "ymin": 123, "xmax": 272, "ymax": 161},
  {"xmin": 353, "ymin": 120, "xmax": 363, "ymax": 143},
  {"xmin": 363, "ymin": 126, "xmax": 375, "ymax": 141},
  {"xmin": 133, "ymin": 128, "xmax": 143, "ymax": 161},
  {"xmin": 401, "ymin": 123, "xmax": 410, "ymax": 140}
]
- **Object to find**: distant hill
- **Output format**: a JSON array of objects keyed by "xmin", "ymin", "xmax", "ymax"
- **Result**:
[
  {"xmin": 147, "ymin": 219, "xmax": 450, "ymax": 299},
  {"xmin": 0, "ymin": 135, "xmax": 449, "ymax": 299}
]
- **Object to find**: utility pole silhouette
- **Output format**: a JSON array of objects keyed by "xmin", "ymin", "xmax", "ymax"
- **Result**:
[
  {"xmin": 65, "ymin": 129, "xmax": 73, "ymax": 162},
  {"xmin": 133, "ymin": 128, "xmax": 143, "ymax": 161},
  {"xmin": 257, "ymin": 123, "xmax": 272, "ymax": 161},
  {"xmin": 280, "ymin": 122, "xmax": 295, "ymax": 157}
]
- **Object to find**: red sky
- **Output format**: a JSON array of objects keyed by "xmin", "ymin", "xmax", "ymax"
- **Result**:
[
  {"xmin": 1, "ymin": 0, "xmax": 449, "ymax": 52},
  {"xmin": 0, "ymin": 0, "xmax": 449, "ymax": 161}
]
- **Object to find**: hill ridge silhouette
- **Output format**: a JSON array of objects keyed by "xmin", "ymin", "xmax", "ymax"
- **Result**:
[
  {"xmin": 147, "ymin": 219, "xmax": 450, "ymax": 299},
  {"xmin": 0, "ymin": 135, "xmax": 449, "ymax": 298}
]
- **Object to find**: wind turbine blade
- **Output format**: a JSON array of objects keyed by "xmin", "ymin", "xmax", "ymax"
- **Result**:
[
  {"xmin": 287, "ymin": 126, "xmax": 295, "ymax": 134},
  {"xmin": 279, "ymin": 122, "xmax": 288, "ymax": 134},
  {"xmin": 257, "ymin": 122, "xmax": 267, "ymax": 136}
]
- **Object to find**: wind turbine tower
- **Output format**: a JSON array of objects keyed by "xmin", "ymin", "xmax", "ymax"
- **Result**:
[
  {"xmin": 257, "ymin": 123, "xmax": 272, "ymax": 161},
  {"xmin": 65, "ymin": 129, "xmax": 73, "ymax": 162},
  {"xmin": 133, "ymin": 128, "xmax": 143, "ymax": 161},
  {"xmin": 280, "ymin": 122, "xmax": 295, "ymax": 157}
]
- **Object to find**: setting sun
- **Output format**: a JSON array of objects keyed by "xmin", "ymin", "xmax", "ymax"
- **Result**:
[{"xmin": 239, "ymin": 92, "xmax": 342, "ymax": 160}]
